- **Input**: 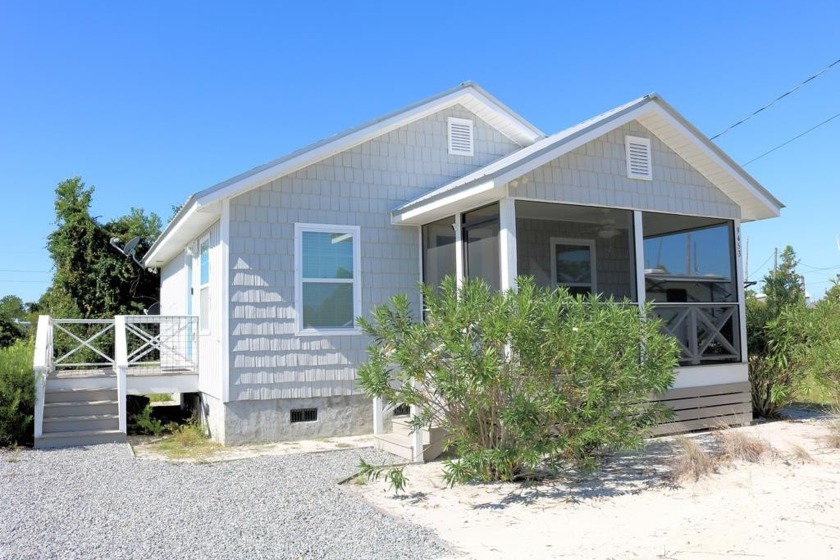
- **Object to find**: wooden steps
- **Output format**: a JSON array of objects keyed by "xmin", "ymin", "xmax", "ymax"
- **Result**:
[
  {"xmin": 374, "ymin": 417, "xmax": 447, "ymax": 462},
  {"xmin": 36, "ymin": 373, "xmax": 123, "ymax": 449}
]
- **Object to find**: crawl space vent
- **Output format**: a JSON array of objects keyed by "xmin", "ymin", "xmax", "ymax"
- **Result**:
[
  {"xmin": 625, "ymin": 136, "xmax": 652, "ymax": 180},
  {"xmin": 290, "ymin": 408, "xmax": 318, "ymax": 423},
  {"xmin": 448, "ymin": 117, "xmax": 474, "ymax": 156}
]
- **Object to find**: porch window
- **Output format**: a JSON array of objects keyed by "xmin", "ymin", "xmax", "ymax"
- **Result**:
[
  {"xmin": 515, "ymin": 201, "xmax": 635, "ymax": 301},
  {"xmin": 295, "ymin": 224, "xmax": 361, "ymax": 334},
  {"xmin": 551, "ymin": 238, "xmax": 596, "ymax": 296},
  {"xmin": 463, "ymin": 204, "xmax": 500, "ymax": 291},
  {"xmin": 422, "ymin": 217, "xmax": 456, "ymax": 289},
  {"xmin": 642, "ymin": 212, "xmax": 739, "ymax": 365}
]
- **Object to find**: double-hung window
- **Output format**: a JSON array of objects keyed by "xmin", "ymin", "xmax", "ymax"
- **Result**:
[{"xmin": 295, "ymin": 224, "xmax": 361, "ymax": 334}]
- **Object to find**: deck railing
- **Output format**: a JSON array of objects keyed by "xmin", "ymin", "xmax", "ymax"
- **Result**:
[
  {"xmin": 651, "ymin": 302, "xmax": 740, "ymax": 365},
  {"xmin": 33, "ymin": 315, "xmax": 199, "ymax": 437}
]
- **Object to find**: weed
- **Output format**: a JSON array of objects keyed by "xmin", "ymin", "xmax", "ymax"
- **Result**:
[
  {"xmin": 150, "ymin": 423, "xmax": 221, "ymax": 460},
  {"xmin": 130, "ymin": 404, "xmax": 166, "ymax": 436},
  {"xmin": 147, "ymin": 393, "xmax": 172, "ymax": 403},
  {"xmin": 716, "ymin": 430, "xmax": 775, "ymax": 463},
  {"xmin": 826, "ymin": 414, "xmax": 840, "ymax": 449},
  {"xmin": 358, "ymin": 458, "xmax": 409, "ymax": 495},
  {"xmin": 787, "ymin": 444, "xmax": 814, "ymax": 463},
  {"xmin": 669, "ymin": 436, "xmax": 717, "ymax": 483}
]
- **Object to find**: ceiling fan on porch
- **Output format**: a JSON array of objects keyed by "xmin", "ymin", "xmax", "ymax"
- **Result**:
[{"xmin": 597, "ymin": 219, "xmax": 621, "ymax": 239}]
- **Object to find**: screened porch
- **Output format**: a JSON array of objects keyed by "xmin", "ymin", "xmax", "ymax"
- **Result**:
[{"xmin": 421, "ymin": 200, "xmax": 743, "ymax": 367}]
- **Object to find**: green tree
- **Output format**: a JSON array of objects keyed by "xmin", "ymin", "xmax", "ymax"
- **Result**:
[
  {"xmin": 42, "ymin": 177, "xmax": 162, "ymax": 318},
  {"xmin": 0, "ymin": 295, "xmax": 27, "ymax": 348},
  {"xmin": 748, "ymin": 245, "xmax": 810, "ymax": 416},
  {"xmin": 359, "ymin": 277, "xmax": 679, "ymax": 485},
  {"xmin": 762, "ymin": 246, "xmax": 805, "ymax": 316}
]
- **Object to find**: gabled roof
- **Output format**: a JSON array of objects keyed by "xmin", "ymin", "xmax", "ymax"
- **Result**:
[
  {"xmin": 393, "ymin": 94, "xmax": 784, "ymax": 225},
  {"xmin": 144, "ymin": 82, "xmax": 545, "ymax": 267}
]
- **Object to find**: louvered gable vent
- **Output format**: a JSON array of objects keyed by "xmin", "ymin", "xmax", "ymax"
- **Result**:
[
  {"xmin": 448, "ymin": 117, "xmax": 474, "ymax": 156},
  {"xmin": 625, "ymin": 136, "xmax": 652, "ymax": 180}
]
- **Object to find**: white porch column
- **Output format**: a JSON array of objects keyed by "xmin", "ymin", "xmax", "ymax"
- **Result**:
[
  {"xmin": 633, "ymin": 211, "xmax": 646, "ymax": 308},
  {"xmin": 32, "ymin": 315, "xmax": 52, "ymax": 439},
  {"xmin": 373, "ymin": 396, "xmax": 384, "ymax": 436},
  {"xmin": 454, "ymin": 213, "xmax": 464, "ymax": 288},
  {"xmin": 733, "ymin": 219, "xmax": 748, "ymax": 363},
  {"xmin": 114, "ymin": 315, "xmax": 129, "ymax": 434},
  {"xmin": 499, "ymin": 198, "xmax": 518, "ymax": 291}
]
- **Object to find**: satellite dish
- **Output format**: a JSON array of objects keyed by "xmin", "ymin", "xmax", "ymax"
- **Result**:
[{"xmin": 123, "ymin": 236, "xmax": 141, "ymax": 256}]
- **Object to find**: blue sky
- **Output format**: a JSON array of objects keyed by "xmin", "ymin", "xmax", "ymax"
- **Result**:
[{"xmin": 1, "ymin": 1, "xmax": 838, "ymax": 303}]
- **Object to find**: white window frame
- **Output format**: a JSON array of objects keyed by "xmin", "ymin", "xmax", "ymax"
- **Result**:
[
  {"xmin": 447, "ymin": 117, "xmax": 474, "ymax": 157},
  {"xmin": 198, "ymin": 235, "xmax": 211, "ymax": 335},
  {"xmin": 550, "ymin": 237, "xmax": 597, "ymax": 294},
  {"xmin": 625, "ymin": 135, "xmax": 652, "ymax": 181},
  {"xmin": 294, "ymin": 223, "xmax": 362, "ymax": 336}
]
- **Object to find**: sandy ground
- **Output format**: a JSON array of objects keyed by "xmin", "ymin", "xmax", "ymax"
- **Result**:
[{"xmin": 351, "ymin": 413, "xmax": 840, "ymax": 559}]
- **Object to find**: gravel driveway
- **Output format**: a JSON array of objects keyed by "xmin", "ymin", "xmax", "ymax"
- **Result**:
[{"xmin": 0, "ymin": 444, "xmax": 451, "ymax": 559}]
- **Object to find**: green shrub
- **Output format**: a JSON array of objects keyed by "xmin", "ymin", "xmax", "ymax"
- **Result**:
[
  {"xmin": 747, "ymin": 299, "xmax": 812, "ymax": 417},
  {"xmin": 358, "ymin": 277, "xmax": 679, "ymax": 485},
  {"xmin": 129, "ymin": 404, "xmax": 167, "ymax": 436},
  {"xmin": 0, "ymin": 340, "xmax": 36, "ymax": 446}
]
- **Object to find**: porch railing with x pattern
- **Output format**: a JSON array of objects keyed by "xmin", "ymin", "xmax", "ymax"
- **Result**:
[
  {"xmin": 45, "ymin": 316, "xmax": 198, "ymax": 375},
  {"xmin": 651, "ymin": 302, "xmax": 740, "ymax": 366}
]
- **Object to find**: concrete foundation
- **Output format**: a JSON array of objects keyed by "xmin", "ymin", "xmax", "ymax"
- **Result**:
[{"xmin": 200, "ymin": 393, "xmax": 373, "ymax": 445}]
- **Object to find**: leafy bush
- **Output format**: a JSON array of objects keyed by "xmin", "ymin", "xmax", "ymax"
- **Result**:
[
  {"xmin": 129, "ymin": 404, "xmax": 167, "ymax": 436},
  {"xmin": 747, "ymin": 299, "xmax": 812, "ymax": 417},
  {"xmin": 358, "ymin": 277, "xmax": 679, "ymax": 485},
  {"xmin": 747, "ymin": 246, "xmax": 813, "ymax": 417},
  {"xmin": 0, "ymin": 340, "xmax": 36, "ymax": 446}
]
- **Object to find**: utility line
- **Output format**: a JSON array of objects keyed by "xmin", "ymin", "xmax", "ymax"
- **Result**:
[
  {"xmin": 741, "ymin": 109, "xmax": 840, "ymax": 166},
  {"xmin": 711, "ymin": 57, "xmax": 840, "ymax": 140},
  {"xmin": 748, "ymin": 252, "xmax": 775, "ymax": 279}
]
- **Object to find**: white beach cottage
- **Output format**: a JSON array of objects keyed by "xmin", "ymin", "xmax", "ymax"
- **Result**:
[{"xmin": 33, "ymin": 82, "xmax": 783, "ymax": 454}]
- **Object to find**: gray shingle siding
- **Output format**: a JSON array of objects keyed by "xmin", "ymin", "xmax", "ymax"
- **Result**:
[
  {"xmin": 515, "ymin": 121, "xmax": 741, "ymax": 219},
  {"xmin": 228, "ymin": 105, "xmax": 522, "ymax": 401}
]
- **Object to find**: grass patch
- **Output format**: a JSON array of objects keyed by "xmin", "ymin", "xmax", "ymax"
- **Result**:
[
  {"xmin": 149, "ymin": 423, "xmax": 221, "ymax": 460},
  {"xmin": 147, "ymin": 393, "xmax": 172, "ymax": 403},
  {"xmin": 787, "ymin": 443, "xmax": 814, "ymax": 463},
  {"xmin": 669, "ymin": 436, "xmax": 717, "ymax": 482},
  {"xmin": 716, "ymin": 430, "xmax": 775, "ymax": 463}
]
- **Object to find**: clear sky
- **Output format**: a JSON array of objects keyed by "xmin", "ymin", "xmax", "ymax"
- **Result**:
[{"xmin": 1, "ymin": 1, "xmax": 838, "ymax": 304}]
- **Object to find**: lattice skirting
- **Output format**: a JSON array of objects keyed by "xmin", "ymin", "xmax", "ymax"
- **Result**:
[{"xmin": 651, "ymin": 381, "xmax": 752, "ymax": 436}]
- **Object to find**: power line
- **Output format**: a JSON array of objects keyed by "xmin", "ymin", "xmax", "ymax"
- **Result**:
[
  {"xmin": 741, "ymin": 109, "xmax": 840, "ymax": 166},
  {"xmin": 711, "ymin": 57, "xmax": 840, "ymax": 140},
  {"xmin": 799, "ymin": 262, "xmax": 840, "ymax": 272},
  {"xmin": 748, "ymin": 251, "xmax": 775, "ymax": 279}
]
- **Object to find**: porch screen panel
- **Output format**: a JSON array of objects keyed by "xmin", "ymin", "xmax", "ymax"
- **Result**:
[
  {"xmin": 514, "ymin": 201, "xmax": 635, "ymax": 300},
  {"xmin": 464, "ymin": 205, "xmax": 500, "ymax": 292},
  {"xmin": 422, "ymin": 217, "xmax": 456, "ymax": 289},
  {"xmin": 642, "ymin": 212, "xmax": 739, "ymax": 365}
]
